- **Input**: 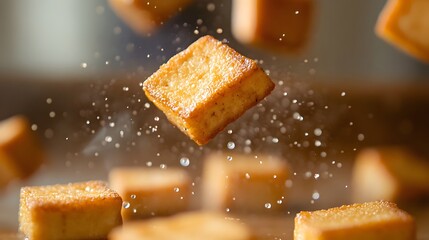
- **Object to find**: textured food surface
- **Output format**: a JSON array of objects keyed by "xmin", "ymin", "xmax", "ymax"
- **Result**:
[
  {"xmin": 296, "ymin": 201, "xmax": 413, "ymax": 230},
  {"xmin": 109, "ymin": 212, "xmax": 253, "ymax": 240}
]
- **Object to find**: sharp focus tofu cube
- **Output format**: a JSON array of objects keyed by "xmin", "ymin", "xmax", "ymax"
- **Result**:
[
  {"xmin": 143, "ymin": 35, "xmax": 275, "ymax": 145},
  {"xmin": 352, "ymin": 147, "xmax": 429, "ymax": 203},
  {"xmin": 376, "ymin": 0, "xmax": 429, "ymax": 63},
  {"xmin": 294, "ymin": 201, "xmax": 416, "ymax": 240},
  {"xmin": 202, "ymin": 153, "xmax": 289, "ymax": 214},
  {"xmin": 109, "ymin": 167, "xmax": 191, "ymax": 221},
  {"xmin": 0, "ymin": 116, "xmax": 44, "ymax": 187},
  {"xmin": 109, "ymin": 211, "xmax": 253, "ymax": 240},
  {"xmin": 232, "ymin": 0, "xmax": 313, "ymax": 53},
  {"xmin": 19, "ymin": 181, "xmax": 122, "ymax": 240},
  {"xmin": 109, "ymin": 0, "xmax": 193, "ymax": 34}
]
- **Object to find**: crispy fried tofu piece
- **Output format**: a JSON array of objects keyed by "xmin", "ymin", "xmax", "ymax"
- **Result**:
[
  {"xmin": 0, "ymin": 116, "xmax": 44, "ymax": 188},
  {"xmin": 232, "ymin": 0, "xmax": 313, "ymax": 54},
  {"xmin": 352, "ymin": 147, "xmax": 429, "ymax": 203},
  {"xmin": 109, "ymin": 167, "xmax": 191, "ymax": 221},
  {"xmin": 109, "ymin": 211, "xmax": 253, "ymax": 240},
  {"xmin": 143, "ymin": 35, "xmax": 275, "ymax": 145},
  {"xmin": 201, "ymin": 152, "xmax": 289, "ymax": 214},
  {"xmin": 109, "ymin": 0, "xmax": 193, "ymax": 34},
  {"xmin": 19, "ymin": 181, "xmax": 122, "ymax": 240},
  {"xmin": 376, "ymin": 0, "xmax": 429, "ymax": 63},
  {"xmin": 294, "ymin": 201, "xmax": 416, "ymax": 240}
]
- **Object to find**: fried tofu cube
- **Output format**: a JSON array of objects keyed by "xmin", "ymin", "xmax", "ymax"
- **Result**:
[
  {"xmin": 143, "ymin": 35, "xmax": 275, "ymax": 145},
  {"xmin": 109, "ymin": 0, "xmax": 193, "ymax": 34},
  {"xmin": 0, "ymin": 116, "xmax": 44, "ymax": 187},
  {"xmin": 352, "ymin": 147, "xmax": 429, "ymax": 203},
  {"xmin": 109, "ymin": 211, "xmax": 253, "ymax": 240},
  {"xmin": 19, "ymin": 181, "xmax": 122, "ymax": 240},
  {"xmin": 201, "ymin": 153, "xmax": 289, "ymax": 214},
  {"xmin": 376, "ymin": 0, "xmax": 429, "ymax": 63},
  {"xmin": 232, "ymin": 0, "xmax": 314, "ymax": 54},
  {"xmin": 109, "ymin": 167, "xmax": 191, "ymax": 221},
  {"xmin": 294, "ymin": 201, "xmax": 416, "ymax": 240}
]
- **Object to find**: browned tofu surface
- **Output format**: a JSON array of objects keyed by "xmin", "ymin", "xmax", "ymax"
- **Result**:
[
  {"xmin": 202, "ymin": 152, "xmax": 289, "ymax": 214},
  {"xmin": 0, "ymin": 116, "xmax": 44, "ymax": 187},
  {"xmin": 19, "ymin": 181, "xmax": 122, "ymax": 240},
  {"xmin": 143, "ymin": 35, "xmax": 275, "ymax": 145},
  {"xmin": 109, "ymin": 167, "xmax": 191, "ymax": 220},
  {"xmin": 109, "ymin": 211, "xmax": 253, "ymax": 240},
  {"xmin": 376, "ymin": 0, "xmax": 429, "ymax": 63},
  {"xmin": 232, "ymin": 0, "xmax": 314, "ymax": 53},
  {"xmin": 294, "ymin": 201, "xmax": 416, "ymax": 240},
  {"xmin": 352, "ymin": 147, "xmax": 429, "ymax": 203},
  {"xmin": 109, "ymin": 0, "xmax": 193, "ymax": 34}
]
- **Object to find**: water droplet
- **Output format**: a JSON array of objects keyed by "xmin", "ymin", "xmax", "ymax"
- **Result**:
[
  {"xmin": 122, "ymin": 202, "xmax": 130, "ymax": 209},
  {"xmin": 312, "ymin": 191, "xmax": 320, "ymax": 200},
  {"xmin": 227, "ymin": 141, "xmax": 235, "ymax": 150},
  {"xmin": 180, "ymin": 157, "xmax": 190, "ymax": 167},
  {"xmin": 314, "ymin": 128, "xmax": 322, "ymax": 136},
  {"xmin": 105, "ymin": 136, "xmax": 113, "ymax": 142},
  {"xmin": 174, "ymin": 187, "xmax": 180, "ymax": 192},
  {"xmin": 265, "ymin": 203, "xmax": 272, "ymax": 209},
  {"xmin": 130, "ymin": 194, "xmax": 136, "ymax": 199},
  {"xmin": 207, "ymin": 3, "xmax": 216, "ymax": 11}
]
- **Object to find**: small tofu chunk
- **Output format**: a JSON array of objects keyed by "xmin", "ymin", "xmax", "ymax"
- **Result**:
[
  {"xmin": 109, "ymin": 0, "xmax": 193, "ymax": 34},
  {"xmin": 109, "ymin": 211, "xmax": 253, "ymax": 240},
  {"xmin": 232, "ymin": 0, "xmax": 313, "ymax": 54},
  {"xmin": 376, "ymin": 0, "xmax": 429, "ymax": 63},
  {"xmin": 143, "ymin": 35, "xmax": 275, "ymax": 145},
  {"xmin": 202, "ymin": 153, "xmax": 289, "ymax": 214},
  {"xmin": 294, "ymin": 201, "xmax": 416, "ymax": 240},
  {"xmin": 109, "ymin": 168, "xmax": 191, "ymax": 221},
  {"xmin": 0, "ymin": 116, "xmax": 44, "ymax": 187},
  {"xmin": 19, "ymin": 181, "xmax": 122, "ymax": 240},
  {"xmin": 352, "ymin": 147, "xmax": 429, "ymax": 203}
]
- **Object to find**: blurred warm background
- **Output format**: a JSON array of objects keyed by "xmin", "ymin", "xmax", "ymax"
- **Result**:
[{"xmin": 0, "ymin": 0, "xmax": 428, "ymax": 239}]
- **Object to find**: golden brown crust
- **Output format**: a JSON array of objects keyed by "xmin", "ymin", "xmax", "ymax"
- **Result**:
[
  {"xmin": 109, "ymin": 211, "xmax": 254, "ymax": 240},
  {"xmin": 0, "ymin": 115, "xmax": 44, "ymax": 186},
  {"xmin": 19, "ymin": 181, "xmax": 122, "ymax": 240},
  {"xmin": 109, "ymin": 168, "xmax": 191, "ymax": 220},
  {"xmin": 232, "ymin": 0, "xmax": 314, "ymax": 54},
  {"xmin": 109, "ymin": 0, "xmax": 193, "ymax": 34},
  {"xmin": 376, "ymin": 0, "xmax": 429, "ymax": 63},
  {"xmin": 202, "ymin": 153, "xmax": 289, "ymax": 213},
  {"xmin": 143, "ymin": 35, "xmax": 274, "ymax": 145},
  {"xmin": 21, "ymin": 181, "xmax": 121, "ymax": 211},
  {"xmin": 294, "ymin": 201, "xmax": 416, "ymax": 240},
  {"xmin": 352, "ymin": 147, "xmax": 429, "ymax": 203}
]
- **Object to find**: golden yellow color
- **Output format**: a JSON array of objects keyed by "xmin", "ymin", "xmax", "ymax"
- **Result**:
[
  {"xmin": 352, "ymin": 147, "xmax": 429, "ymax": 203},
  {"xmin": 109, "ymin": 211, "xmax": 253, "ymax": 240},
  {"xmin": 143, "ymin": 35, "xmax": 275, "ymax": 145},
  {"xmin": 109, "ymin": 0, "xmax": 193, "ymax": 34},
  {"xmin": 376, "ymin": 0, "xmax": 429, "ymax": 63},
  {"xmin": 232, "ymin": 0, "xmax": 314, "ymax": 54},
  {"xmin": 294, "ymin": 201, "xmax": 416, "ymax": 240},
  {"xmin": 109, "ymin": 167, "xmax": 191, "ymax": 221},
  {"xmin": 19, "ymin": 181, "xmax": 122, "ymax": 240},
  {"xmin": 0, "ymin": 115, "xmax": 44, "ymax": 188},
  {"xmin": 202, "ymin": 152, "xmax": 289, "ymax": 214}
]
